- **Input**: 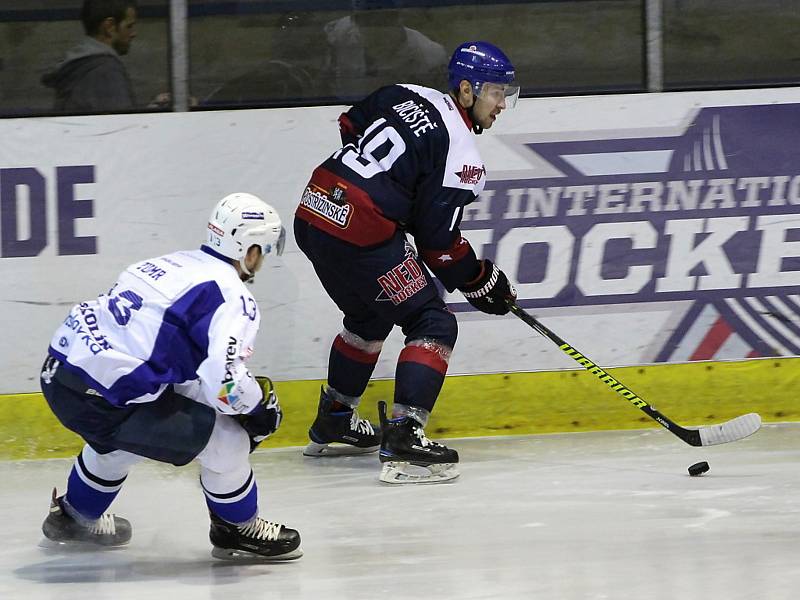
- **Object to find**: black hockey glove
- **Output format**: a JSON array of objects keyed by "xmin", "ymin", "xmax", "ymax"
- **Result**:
[
  {"xmin": 235, "ymin": 376, "xmax": 282, "ymax": 452},
  {"xmin": 459, "ymin": 259, "xmax": 517, "ymax": 316}
]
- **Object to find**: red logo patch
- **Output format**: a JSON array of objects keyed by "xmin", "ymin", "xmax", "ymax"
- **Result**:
[
  {"xmin": 457, "ymin": 164, "xmax": 485, "ymax": 185},
  {"xmin": 376, "ymin": 258, "xmax": 427, "ymax": 305}
]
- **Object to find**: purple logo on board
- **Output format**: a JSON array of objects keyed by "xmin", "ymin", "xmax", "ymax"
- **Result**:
[
  {"xmin": 0, "ymin": 165, "xmax": 96, "ymax": 257},
  {"xmin": 456, "ymin": 104, "xmax": 800, "ymax": 361}
]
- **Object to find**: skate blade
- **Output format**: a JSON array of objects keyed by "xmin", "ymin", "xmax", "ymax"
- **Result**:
[
  {"xmin": 38, "ymin": 537, "xmax": 129, "ymax": 552},
  {"xmin": 211, "ymin": 546, "xmax": 303, "ymax": 562},
  {"xmin": 303, "ymin": 441, "xmax": 379, "ymax": 457},
  {"xmin": 379, "ymin": 461, "xmax": 460, "ymax": 485}
]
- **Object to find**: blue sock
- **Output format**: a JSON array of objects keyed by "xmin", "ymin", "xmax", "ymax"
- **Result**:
[
  {"xmin": 202, "ymin": 470, "xmax": 258, "ymax": 525},
  {"xmin": 64, "ymin": 452, "xmax": 126, "ymax": 520}
]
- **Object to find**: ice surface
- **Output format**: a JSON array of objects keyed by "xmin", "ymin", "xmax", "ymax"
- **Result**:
[{"xmin": 1, "ymin": 424, "xmax": 798, "ymax": 600}]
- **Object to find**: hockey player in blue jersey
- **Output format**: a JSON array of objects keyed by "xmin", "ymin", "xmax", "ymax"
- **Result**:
[
  {"xmin": 39, "ymin": 193, "xmax": 302, "ymax": 560},
  {"xmin": 294, "ymin": 41, "xmax": 519, "ymax": 483}
]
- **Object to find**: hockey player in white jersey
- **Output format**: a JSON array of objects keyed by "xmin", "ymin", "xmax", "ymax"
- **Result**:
[{"xmin": 39, "ymin": 193, "xmax": 301, "ymax": 560}]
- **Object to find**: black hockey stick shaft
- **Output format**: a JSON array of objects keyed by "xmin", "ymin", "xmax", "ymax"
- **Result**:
[{"xmin": 507, "ymin": 302, "xmax": 702, "ymax": 446}]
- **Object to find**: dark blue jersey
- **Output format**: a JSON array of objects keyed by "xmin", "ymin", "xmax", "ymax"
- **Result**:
[{"xmin": 296, "ymin": 84, "xmax": 487, "ymax": 291}]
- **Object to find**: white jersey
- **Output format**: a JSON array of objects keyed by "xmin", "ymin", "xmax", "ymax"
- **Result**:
[{"xmin": 48, "ymin": 247, "xmax": 263, "ymax": 414}]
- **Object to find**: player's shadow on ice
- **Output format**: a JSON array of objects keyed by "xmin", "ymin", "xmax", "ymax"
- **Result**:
[{"xmin": 16, "ymin": 547, "xmax": 289, "ymax": 585}]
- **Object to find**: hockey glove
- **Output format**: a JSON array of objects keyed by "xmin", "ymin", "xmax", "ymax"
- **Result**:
[
  {"xmin": 459, "ymin": 259, "xmax": 517, "ymax": 316},
  {"xmin": 235, "ymin": 376, "xmax": 283, "ymax": 452}
]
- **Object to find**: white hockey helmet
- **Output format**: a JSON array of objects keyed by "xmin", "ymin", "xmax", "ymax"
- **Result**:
[{"xmin": 207, "ymin": 193, "xmax": 285, "ymax": 274}]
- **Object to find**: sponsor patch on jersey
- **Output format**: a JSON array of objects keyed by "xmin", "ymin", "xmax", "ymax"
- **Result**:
[
  {"xmin": 217, "ymin": 381, "xmax": 240, "ymax": 407},
  {"xmin": 456, "ymin": 164, "xmax": 486, "ymax": 185},
  {"xmin": 300, "ymin": 184, "xmax": 352, "ymax": 228},
  {"xmin": 63, "ymin": 304, "xmax": 113, "ymax": 355},
  {"xmin": 241, "ymin": 211, "xmax": 264, "ymax": 220}
]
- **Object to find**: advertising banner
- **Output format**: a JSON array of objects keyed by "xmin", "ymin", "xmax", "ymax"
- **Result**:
[
  {"xmin": 1, "ymin": 87, "xmax": 799, "ymax": 393},
  {"xmin": 455, "ymin": 102, "xmax": 800, "ymax": 364}
]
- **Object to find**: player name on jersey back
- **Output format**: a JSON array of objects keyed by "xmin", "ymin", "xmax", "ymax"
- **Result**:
[{"xmin": 392, "ymin": 99, "xmax": 439, "ymax": 138}]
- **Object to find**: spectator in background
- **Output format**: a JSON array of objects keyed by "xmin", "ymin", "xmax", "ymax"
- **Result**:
[
  {"xmin": 323, "ymin": 0, "xmax": 448, "ymax": 101},
  {"xmin": 42, "ymin": 0, "xmax": 138, "ymax": 114}
]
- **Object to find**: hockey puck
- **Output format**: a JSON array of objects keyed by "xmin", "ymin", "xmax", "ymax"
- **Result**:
[{"xmin": 688, "ymin": 461, "xmax": 710, "ymax": 476}]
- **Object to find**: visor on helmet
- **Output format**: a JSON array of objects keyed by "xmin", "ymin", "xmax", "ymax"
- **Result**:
[
  {"xmin": 269, "ymin": 226, "xmax": 286, "ymax": 257},
  {"xmin": 248, "ymin": 224, "xmax": 285, "ymax": 258},
  {"xmin": 476, "ymin": 81, "xmax": 521, "ymax": 109}
]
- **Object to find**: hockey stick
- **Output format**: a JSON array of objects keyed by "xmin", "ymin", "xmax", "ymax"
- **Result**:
[{"xmin": 508, "ymin": 302, "xmax": 761, "ymax": 446}]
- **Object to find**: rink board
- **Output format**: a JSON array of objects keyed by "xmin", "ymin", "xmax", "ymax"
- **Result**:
[
  {"xmin": 2, "ymin": 356, "xmax": 798, "ymax": 460},
  {"xmin": 2, "ymin": 87, "xmax": 800, "ymax": 457},
  {"xmin": 2, "ymin": 86, "xmax": 800, "ymax": 394}
]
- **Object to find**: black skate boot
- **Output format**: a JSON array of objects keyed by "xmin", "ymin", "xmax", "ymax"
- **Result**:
[
  {"xmin": 209, "ymin": 511, "xmax": 302, "ymax": 561},
  {"xmin": 377, "ymin": 401, "xmax": 460, "ymax": 484},
  {"xmin": 41, "ymin": 488, "xmax": 132, "ymax": 546},
  {"xmin": 303, "ymin": 386, "xmax": 381, "ymax": 456}
]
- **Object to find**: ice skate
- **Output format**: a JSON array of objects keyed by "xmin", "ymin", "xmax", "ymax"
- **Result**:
[
  {"xmin": 41, "ymin": 488, "xmax": 131, "ymax": 547},
  {"xmin": 377, "ymin": 401, "xmax": 460, "ymax": 484},
  {"xmin": 303, "ymin": 387, "xmax": 381, "ymax": 456},
  {"xmin": 209, "ymin": 511, "xmax": 302, "ymax": 561}
]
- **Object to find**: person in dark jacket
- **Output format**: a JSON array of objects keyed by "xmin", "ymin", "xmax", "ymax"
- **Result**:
[{"xmin": 42, "ymin": 0, "xmax": 138, "ymax": 114}]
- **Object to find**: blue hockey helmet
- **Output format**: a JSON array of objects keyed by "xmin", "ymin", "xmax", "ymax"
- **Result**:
[{"xmin": 448, "ymin": 41, "xmax": 519, "ymax": 107}]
